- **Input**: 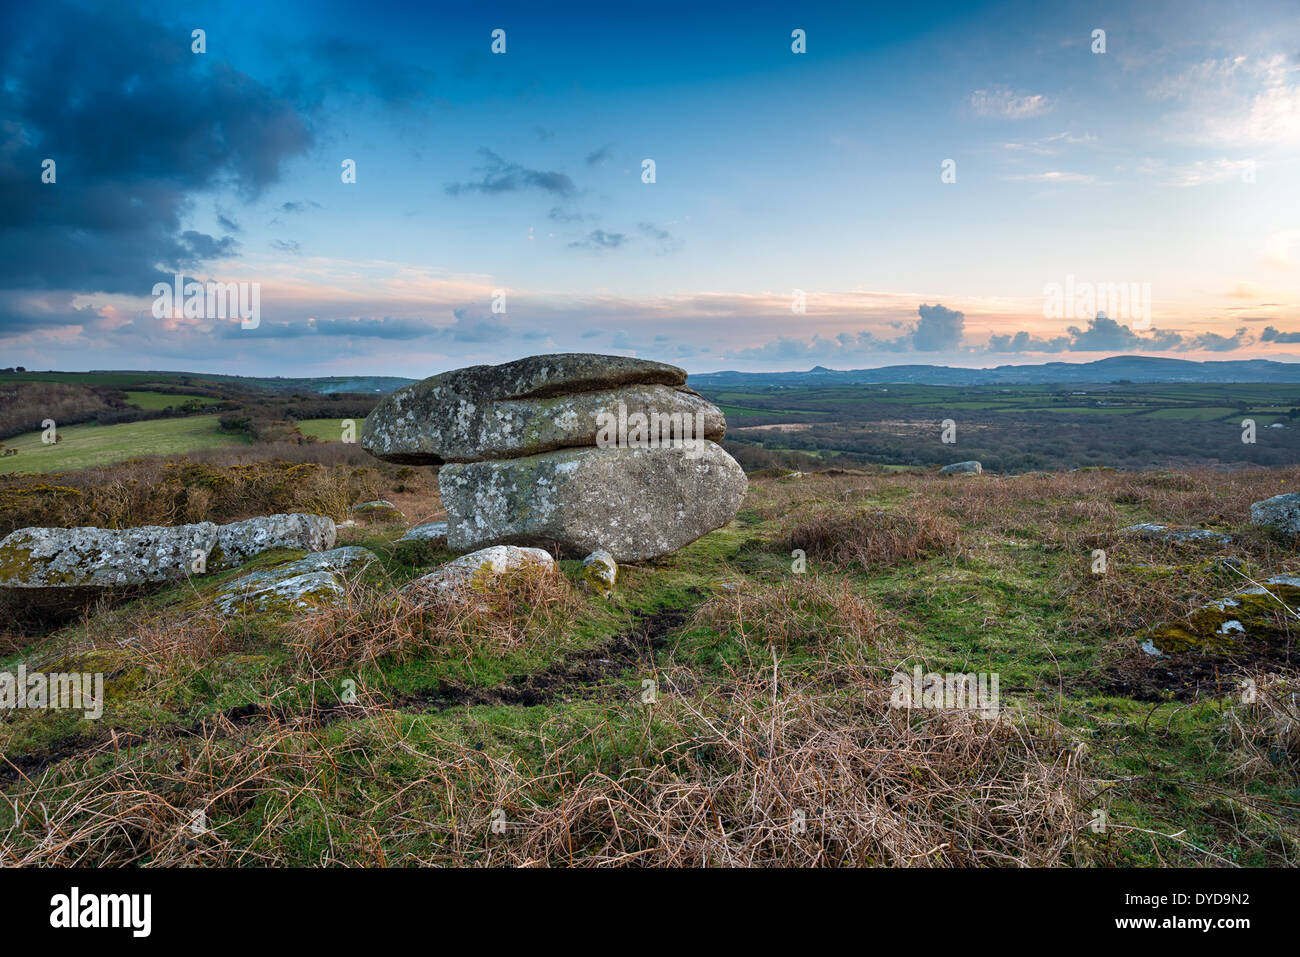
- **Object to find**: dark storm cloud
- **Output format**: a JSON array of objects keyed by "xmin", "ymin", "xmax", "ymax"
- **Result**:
[
  {"xmin": 0, "ymin": 2, "xmax": 313, "ymax": 308},
  {"xmin": 444, "ymin": 149, "xmax": 576, "ymax": 197}
]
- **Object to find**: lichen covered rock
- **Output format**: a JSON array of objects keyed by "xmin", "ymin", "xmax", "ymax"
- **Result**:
[
  {"xmin": 939, "ymin": 461, "xmax": 982, "ymax": 476},
  {"xmin": 213, "ymin": 513, "xmax": 336, "ymax": 569},
  {"xmin": 0, "ymin": 523, "xmax": 218, "ymax": 588},
  {"xmin": 1121, "ymin": 523, "xmax": 1232, "ymax": 546},
  {"xmin": 350, "ymin": 500, "xmax": 406, "ymax": 523},
  {"xmin": 581, "ymin": 549, "xmax": 618, "ymax": 596},
  {"xmin": 212, "ymin": 546, "xmax": 377, "ymax": 615},
  {"xmin": 1250, "ymin": 493, "xmax": 1300, "ymax": 536},
  {"xmin": 396, "ymin": 521, "xmax": 449, "ymax": 545},
  {"xmin": 438, "ymin": 441, "xmax": 748, "ymax": 562},
  {"xmin": 404, "ymin": 545, "xmax": 555, "ymax": 596},
  {"xmin": 1146, "ymin": 575, "xmax": 1300, "ymax": 655},
  {"xmin": 362, "ymin": 353, "xmax": 719, "ymax": 465}
]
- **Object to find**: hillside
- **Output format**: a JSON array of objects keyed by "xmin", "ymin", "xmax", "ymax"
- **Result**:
[
  {"xmin": 1, "ymin": 462, "xmax": 1297, "ymax": 866},
  {"xmin": 692, "ymin": 356, "xmax": 1300, "ymax": 388}
]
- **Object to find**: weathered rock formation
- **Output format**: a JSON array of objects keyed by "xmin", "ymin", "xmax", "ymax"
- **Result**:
[
  {"xmin": 1120, "ymin": 523, "xmax": 1232, "ymax": 546},
  {"xmin": 0, "ymin": 524, "xmax": 218, "ymax": 589},
  {"xmin": 438, "ymin": 443, "xmax": 747, "ymax": 561},
  {"xmin": 361, "ymin": 354, "xmax": 747, "ymax": 561},
  {"xmin": 362, "ymin": 354, "xmax": 723, "ymax": 465},
  {"xmin": 214, "ymin": 514, "xmax": 336, "ymax": 569}
]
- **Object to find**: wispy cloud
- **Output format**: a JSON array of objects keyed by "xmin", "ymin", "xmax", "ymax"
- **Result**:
[
  {"xmin": 1005, "ymin": 171, "xmax": 1098, "ymax": 184},
  {"xmin": 445, "ymin": 148, "xmax": 576, "ymax": 197},
  {"xmin": 970, "ymin": 87, "xmax": 1053, "ymax": 119}
]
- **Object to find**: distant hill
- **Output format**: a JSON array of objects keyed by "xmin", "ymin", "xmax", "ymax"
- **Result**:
[
  {"xmin": 0, "ymin": 370, "xmax": 418, "ymax": 394},
  {"xmin": 689, "ymin": 356, "xmax": 1300, "ymax": 388}
]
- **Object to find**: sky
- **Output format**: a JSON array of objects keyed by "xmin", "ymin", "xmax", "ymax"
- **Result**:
[{"xmin": 1, "ymin": 0, "xmax": 1299, "ymax": 378}]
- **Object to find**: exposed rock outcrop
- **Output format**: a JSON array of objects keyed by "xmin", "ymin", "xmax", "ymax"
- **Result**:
[
  {"xmin": 438, "ymin": 442, "xmax": 748, "ymax": 562},
  {"xmin": 360, "ymin": 354, "xmax": 747, "ymax": 562},
  {"xmin": 581, "ymin": 549, "xmax": 618, "ymax": 596},
  {"xmin": 362, "ymin": 354, "xmax": 719, "ymax": 465},
  {"xmin": 0, "ymin": 524, "xmax": 218, "ymax": 589}
]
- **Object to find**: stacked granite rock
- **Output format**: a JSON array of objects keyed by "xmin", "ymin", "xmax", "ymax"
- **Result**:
[{"xmin": 361, "ymin": 354, "xmax": 747, "ymax": 562}]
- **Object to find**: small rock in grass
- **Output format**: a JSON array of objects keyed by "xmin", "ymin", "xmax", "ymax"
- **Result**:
[
  {"xmin": 581, "ymin": 549, "xmax": 618, "ymax": 596},
  {"xmin": 1120, "ymin": 523, "xmax": 1232, "ymax": 546},
  {"xmin": 350, "ymin": 500, "xmax": 405, "ymax": 523},
  {"xmin": 404, "ymin": 545, "xmax": 555, "ymax": 597},
  {"xmin": 1250, "ymin": 493, "xmax": 1300, "ymax": 537},
  {"xmin": 396, "ymin": 521, "xmax": 448, "ymax": 546}
]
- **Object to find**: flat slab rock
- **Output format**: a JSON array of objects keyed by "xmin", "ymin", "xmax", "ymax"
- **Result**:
[
  {"xmin": 1121, "ymin": 523, "xmax": 1232, "ymax": 545},
  {"xmin": 362, "ymin": 353, "xmax": 719, "ymax": 465},
  {"xmin": 438, "ymin": 441, "xmax": 748, "ymax": 562},
  {"xmin": 0, "ymin": 523, "xmax": 217, "ymax": 588},
  {"xmin": 212, "ymin": 547, "xmax": 377, "ymax": 615},
  {"xmin": 0, "ymin": 513, "xmax": 338, "ymax": 590},
  {"xmin": 214, "ymin": 514, "xmax": 336, "ymax": 569},
  {"xmin": 939, "ymin": 461, "xmax": 982, "ymax": 475}
]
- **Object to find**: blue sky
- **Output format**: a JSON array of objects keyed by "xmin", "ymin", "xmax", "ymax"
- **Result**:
[{"xmin": 2, "ymin": 0, "xmax": 1298, "ymax": 376}]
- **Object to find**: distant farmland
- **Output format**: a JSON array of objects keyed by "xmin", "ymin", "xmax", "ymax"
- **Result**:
[{"xmin": 0, "ymin": 415, "xmax": 249, "ymax": 474}]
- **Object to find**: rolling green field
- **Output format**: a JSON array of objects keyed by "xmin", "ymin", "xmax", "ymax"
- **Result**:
[
  {"xmin": 122, "ymin": 391, "xmax": 220, "ymax": 410},
  {"xmin": 295, "ymin": 418, "xmax": 354, "ymax": 441},
  {"xmin": 0, "ymin": 415, "xmax": 249, "ymax": 474}
]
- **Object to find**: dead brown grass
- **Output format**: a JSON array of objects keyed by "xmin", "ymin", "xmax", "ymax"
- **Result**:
[
  {"xmin": 1220, "ymin": 670, "xmax": 1300, "ymax": 780},
  {"xmin": 286, "ymin": 568, "xmax": 579, "ymax": 671},
  {"xmin": 0, "ymin": 666, "xmax": 1088, "ymax": 867},
  {"xmin": 693, "ymin": 576, "xmax": 887, "ymax": 651},
  {"xmin": 779, "ymin": 503, "xmax": 961, "ymax": 568}
]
